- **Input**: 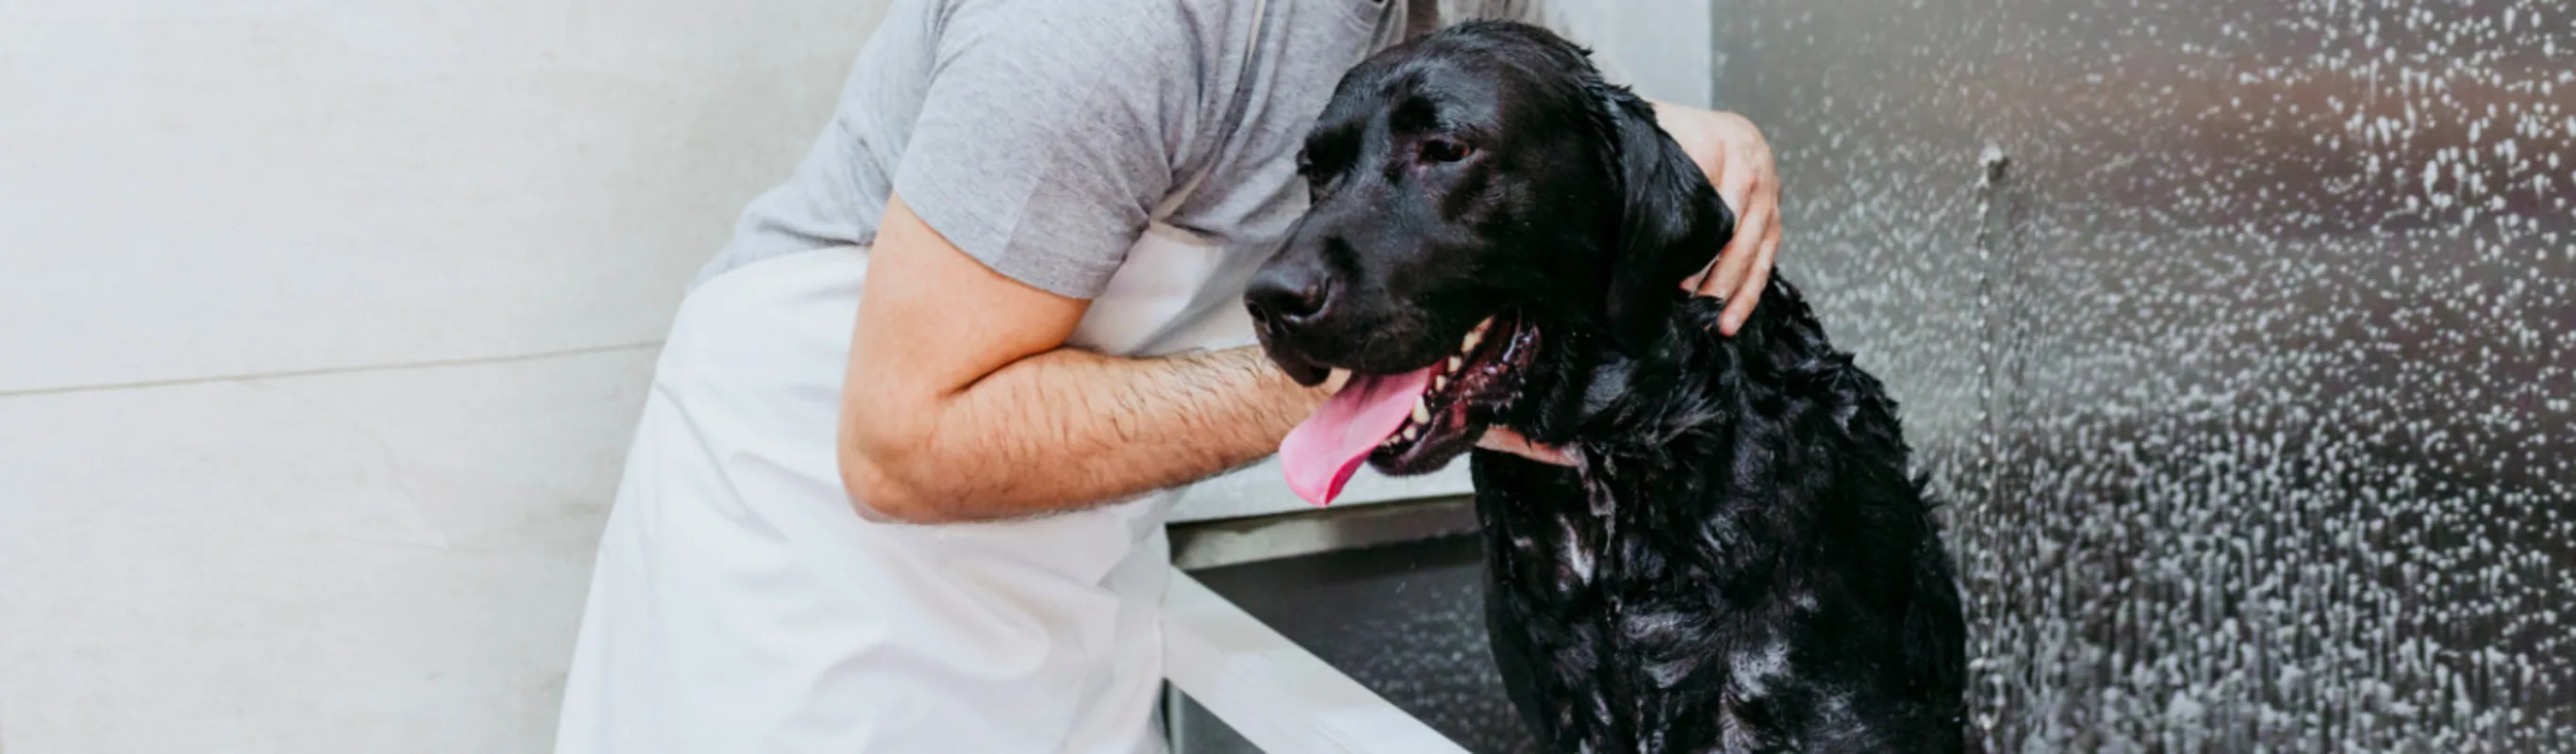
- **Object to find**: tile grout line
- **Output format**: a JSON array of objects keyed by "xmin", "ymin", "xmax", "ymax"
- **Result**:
[{"xmin": 0, "ymin": 340, "xmax": 666, "ymax": 399}]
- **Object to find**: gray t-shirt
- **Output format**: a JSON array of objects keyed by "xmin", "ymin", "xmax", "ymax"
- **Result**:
[{"xmin": 697, "ymin": 0, "xmax": 1574, "ymax": 298}]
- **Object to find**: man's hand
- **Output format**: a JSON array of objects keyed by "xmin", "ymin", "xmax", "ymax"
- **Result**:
[
  {"xmin": 1477, "ymin": 105, "xmax": 1781, "ymax": 465},
  {"xmin": 1653, "ymin": 104, "xmax": 1783, "ymax": 336}
]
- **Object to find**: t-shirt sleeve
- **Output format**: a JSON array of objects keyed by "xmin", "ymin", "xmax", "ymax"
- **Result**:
[
  {"xmin": 1448, "ymin": 1, "xmax": 1634, "ymax": 85},
  {"xmin": 892, "ymin": 2, "xmax": 1189, "ymax": 300}
]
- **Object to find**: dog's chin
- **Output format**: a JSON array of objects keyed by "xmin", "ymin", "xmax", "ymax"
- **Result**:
[
  {"xmin": 1361, "ymin": 309, "xmax": 1544, "ymax": 475},
  {"xmin": 1258, "ymin": 339, "xmax": 1335, "ymax": 387}
]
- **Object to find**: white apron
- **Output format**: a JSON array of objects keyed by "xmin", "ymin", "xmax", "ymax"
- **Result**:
[{"xmin": 553, "ymin": 207, "xmax": 1264, "ymax": 752}]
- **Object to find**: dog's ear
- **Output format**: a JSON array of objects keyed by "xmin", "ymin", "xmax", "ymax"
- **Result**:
[{"xmin": 1593, "ymin": 83, "xmax": 1738, "ymax": 352}]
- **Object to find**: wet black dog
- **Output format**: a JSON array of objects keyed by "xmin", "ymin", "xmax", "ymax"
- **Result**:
[{"xmin": 1248, "ymin": 22, "xmax": 1969, "ymax": 753}]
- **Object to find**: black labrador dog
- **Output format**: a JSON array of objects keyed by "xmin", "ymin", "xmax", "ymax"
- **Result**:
[{"xmin": 1248, "ymin": 22, "xmax": 1969, "ymax": 753}]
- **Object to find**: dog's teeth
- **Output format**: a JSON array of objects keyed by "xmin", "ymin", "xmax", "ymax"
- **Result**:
[
  {"xmin": 1433, "ymin": 374, "xmax": 1448, "ymax": 390},
  {"xmin": 1412, "ymin": 400, "xmax": 1432, "ymax": 424},
  {"xmin": 1471, "ymin": 318, "xmax": 1493, "ymax": 336},
  {"xmin": 1400, "ymin": 426, "xmax": 1419, "ymax": 441},
  {"xmin": 1447, "ymin": 355, "xmax": 1464, "ymax": 372}
]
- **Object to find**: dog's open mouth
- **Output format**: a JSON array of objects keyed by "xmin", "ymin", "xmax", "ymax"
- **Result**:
[{"xmin": 1278, "ymin": 310, "xmax": 1540, "ymax": 505}]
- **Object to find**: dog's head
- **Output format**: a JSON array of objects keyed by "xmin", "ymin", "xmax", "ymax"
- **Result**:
[{"xmin": 1251, "ymin": 22, "xmax": 1735, "ymax": 481}]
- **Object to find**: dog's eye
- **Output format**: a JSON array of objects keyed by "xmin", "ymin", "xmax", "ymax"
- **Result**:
[
  {"xmin": 1296, "ymin": 153, "xmax": 1342, "ymax": 195},
  {"xmin": 1418, "ymin": 138, "xmax": 1473, "ymax": 164}
]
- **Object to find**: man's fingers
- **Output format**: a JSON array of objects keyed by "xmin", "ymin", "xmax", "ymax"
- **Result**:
[
  {"xmin": 1713, "ymin": 141, "xmax": 1760, "ymax": 208},
  {"xmin": 1649, "ymin": 107, "xmax": 1785, "ymax": 336},
  {"xmin": 1700, "ymin": 184, "xmax": 1771, "ymax": 302},
  {"xmin": 1693, "ymin": 205, "xmax": 1760, "ymax": 299},
  {"xmin": 1695, "ymin": 241, "xmax": 1753, "ymax": 299},
  {"xmin": 1477, "ymin": 428, "xmax": 1575, "ymax": 467},
  {"xmin": 1681, "ymin": 150, "xmax": 1748, "ymax": 292},
  {"xmin": 1721, "ymin": 222, "xmax": 1782, "ymax": 334},
  {"xmin": 1717, "ymin": 143, "xmax": 1769, "ymax": 216}
]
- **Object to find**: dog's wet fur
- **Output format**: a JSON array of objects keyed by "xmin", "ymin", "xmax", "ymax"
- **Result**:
[{"xmin": 1247, "ymin": 22, "xmax": 1969, "ymax": 752}]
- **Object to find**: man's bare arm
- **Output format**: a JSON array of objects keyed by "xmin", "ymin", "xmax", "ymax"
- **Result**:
[{"xmin": 839, "ymin": 194, "xmax": 1338, "ymax": 523}]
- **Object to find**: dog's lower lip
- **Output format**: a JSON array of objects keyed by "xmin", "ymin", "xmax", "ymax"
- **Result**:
[{"xmin": 1367, "ymin": 312, "xmax": 1533, "ymax": 470}]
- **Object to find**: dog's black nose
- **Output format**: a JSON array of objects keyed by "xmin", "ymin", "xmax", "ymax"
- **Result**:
[{"xmin": 1247, "ymin": 265, "xmax": 1334, "ymax": 328}]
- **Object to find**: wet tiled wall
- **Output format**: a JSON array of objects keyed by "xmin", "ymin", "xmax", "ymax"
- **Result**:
[{"xmin": 1713, "ymin": 0, "xmax": 2573, "ymax": 748}]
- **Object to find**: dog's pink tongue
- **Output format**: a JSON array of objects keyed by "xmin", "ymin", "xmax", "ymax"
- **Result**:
[{"xmin": 1280, "ymin": 367, "xmax": 1437, "ymax": 506}]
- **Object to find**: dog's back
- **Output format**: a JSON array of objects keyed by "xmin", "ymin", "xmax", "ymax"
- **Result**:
[{"xmin": 1469, "ymin": 281, "xmax": 1967, "ymax": 752}]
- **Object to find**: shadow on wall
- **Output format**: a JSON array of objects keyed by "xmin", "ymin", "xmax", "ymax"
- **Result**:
[{"xmin": 1711, "ymin": 0, "xmax": 2573, "ymax": 749}]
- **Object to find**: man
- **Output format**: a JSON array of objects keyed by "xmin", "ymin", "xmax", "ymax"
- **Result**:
[{"xmin": 554, "ymin": 0, "xmax": 1784, "ymax": 750}]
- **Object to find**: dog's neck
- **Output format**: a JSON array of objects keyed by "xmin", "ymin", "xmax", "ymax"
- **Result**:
[
  {"xmin": 1531, "ymin": 276, "xmax": 1863, "ymax": 463},
  {"xmin": 1503, "ymin": 274, "xmax": 1925, "ymax": 581}
]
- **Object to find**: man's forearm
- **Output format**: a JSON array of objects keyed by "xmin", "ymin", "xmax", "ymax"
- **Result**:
[{"xmin": 846, "ymin": 344, "xmax": 1325, "ymax": 522}]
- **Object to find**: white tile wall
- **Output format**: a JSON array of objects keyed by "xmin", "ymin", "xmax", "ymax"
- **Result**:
[
  {"xmin": 0, "ymin": 0, "xmax": 888, "ymax": 749},
  {"xmin": 0, "ymin": 1, "xmax": 1709, "ymax": 749},
  {"xmin": 0, "ymin": 349, "xmax": 657, "ymax": 751},
  {"xmin": 0, "ymin": 0, "xmax": 887, "ymax": 393}
]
